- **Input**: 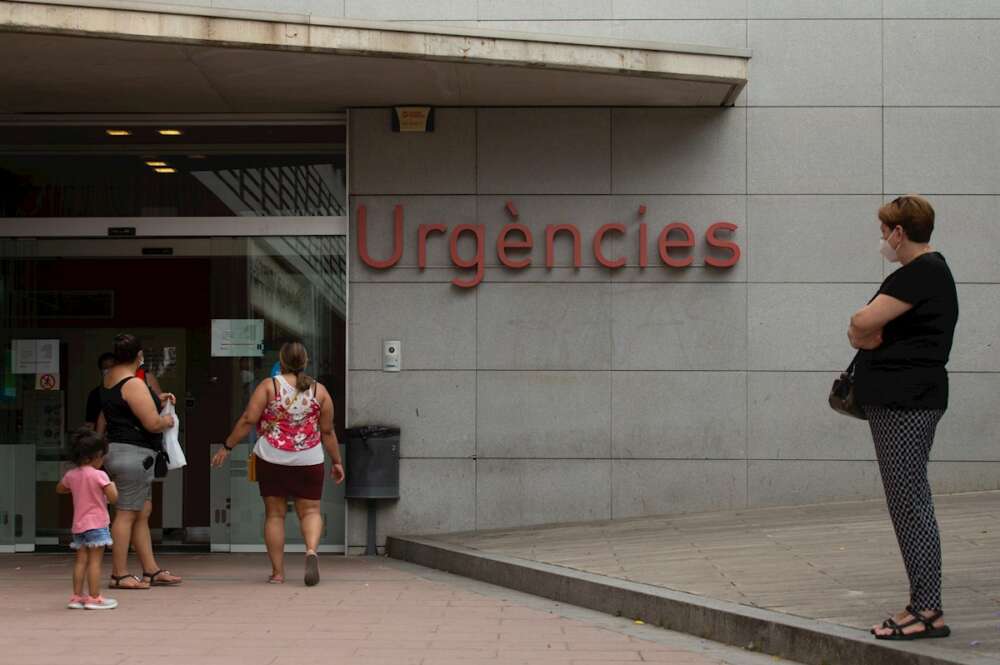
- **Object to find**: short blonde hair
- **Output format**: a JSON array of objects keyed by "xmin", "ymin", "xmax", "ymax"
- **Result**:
[{"xmin": 878, "ymin": 195, "xmax": 935, "ymax": 243}]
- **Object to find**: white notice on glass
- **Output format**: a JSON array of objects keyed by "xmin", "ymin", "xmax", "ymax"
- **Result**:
[
  {"xmin": 211, "ymin": 320, "xmax": 264, "ymax": 357},
  {"xmin": 36, "ymin": 339, "xmax": 60, "ymax": 374},
  {"xmin": 13, "ymin": 339, "xmax": 60, "ymax": 374}
]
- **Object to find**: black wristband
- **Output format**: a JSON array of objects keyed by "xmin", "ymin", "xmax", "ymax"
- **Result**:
[{"xmin": 223, "ymin": 443, "xmax": 236, "ymax": 451}]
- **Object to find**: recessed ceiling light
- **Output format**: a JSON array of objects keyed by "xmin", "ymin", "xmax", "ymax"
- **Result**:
[
  {"xmin": 154, "ymin": 167, "xmax": 177, "ymax": 174},
  {"xmin": 145, "ymin": 160, "xmax": 168, "ymax": 167},
  {"xmin": 188, "ymin": 154, "xmax": 207, "ymax": 159},
  {"xmin": 158, "ymin": 129, "xmax": 183, "ymax": 136},
  {"xmin": 105, "ymin": 129, "xmax": 131, "ymax": 136}
]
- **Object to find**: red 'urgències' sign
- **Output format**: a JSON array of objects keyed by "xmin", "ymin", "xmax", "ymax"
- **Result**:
[{"xmin": 357, "ymin": 203, "xmax": 741, "ymax": 288}]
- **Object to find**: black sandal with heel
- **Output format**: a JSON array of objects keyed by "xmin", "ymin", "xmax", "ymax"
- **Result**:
[{"xmin": 874, "ymin": 607, "xmax": 951, "ymax": 641}]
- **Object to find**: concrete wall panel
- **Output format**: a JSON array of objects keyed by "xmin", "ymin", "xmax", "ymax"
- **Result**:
[
  {"xmin": 478, "ymin": 0, "xmax": 612, "ymax": 20},
  {"xmin": 929, "ymin": 462, "xmax": 1000, "ymax": 494},
  {"xmin": 884, "ymin": 1, "xmax": 1000, "ymax": 18},
  {"xmin": 613, "ymin": 0, "xmax": 748, "ymax": 19},
  {"xmin": 933, "ymin": 373, "xmax": 1000, "ymax": 462},
  {"xmin": 749, "ymin": 109, "xmax": 882, "ymax": 194},
  {"xmin": 612, "ymin": 284, "xmax": 748, "ymax": 371},
  {"xmin": 477, "ymin": 459, "xmax": 611, "ymax": 529},
  {"xmin": 749, "ymin": 20, "xmax": 881, "ymax": 106},
  {"xmin": 749, "ymin": 284, "xmax": 876, "ymax": 371},
  {"xmin": 349, "ymin": 283, "xmax": 476, "ymax": 370},
  {"xmin": 885, "ymin": 109, "xmax": 1000, "ymax": 195},
  {"xmin": 348, "ymin": 459, "xmax": 476, "ymax": 546},
  {"xmin": 478, "ymin": 108, "xmax": 611, "ymax": 194},
  {"xmin": 612, "ymin": 371, "xmax": 747, "ymax": 459},
  {"xmin": 748, "ymin": 196, "xmax": 883, "ymax": 283},
  {"xmin": 469, "ymin": 20, "xmax": 748, "ymax": 48},
  {"xmin": 478, "ymin": 284, "xmax": 611, "ymax": 370},
  {"xmin": 749, "ymin": 372, "xmax": 874, "ymax": 460},
  {"xmin": 612, "ymin": 460, "xmax": 747, "ymax": 518},
  {"xmin": 347, "ymin": 370, "xmax": 476, "ymax": 458},
  {"xmin": 749, "ymin": 0, "xmax": 880, "ymax": 18},
  {"xmin": 948, "ymin": 285, "xmax": 1000, "ymax": 372},
  {"xmin": 612, "ymin": 108, "xmax": 747, "ymax": 195},
  {"xmin": 344, "ymin": 0, "xmax": 477, "ymax": 20},
  {"xmin": 885, "ymin": 20, "xmax": 1000, "ymax": 106},
  {"xmin": 748, "ymin": 460, "xmax": 880, "ymax": 506},
  {"xmin": 478, "ymin": 371, "xmax": 611, "ymax": 458},
  {"xmin": 929, "ymin": 197, "xmax": 1000, "ymax": 284},
  {"xmin": 211, "ymin": 0, "xmax": 345, "ymax": 14},
  {"xmin": 350, "ymin": 108, "xmax": 476, "ymax": 195}
]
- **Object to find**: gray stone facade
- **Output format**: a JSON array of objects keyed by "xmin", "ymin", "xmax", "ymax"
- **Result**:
[
  {"xmin": 85, "ymin": 0, "xmax": 1000, "ymax": 545},
  {"xmin": 342, "ymin": 2, "xmax": 1000, "ymax": 547}
]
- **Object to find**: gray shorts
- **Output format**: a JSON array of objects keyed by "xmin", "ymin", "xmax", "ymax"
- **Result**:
[{"xmin": 104, "ymin": 442, "xmax": 155, "ymax": 511}]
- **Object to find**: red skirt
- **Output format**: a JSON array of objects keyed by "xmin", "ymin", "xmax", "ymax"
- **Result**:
[{"xmin": 255, "ymin": 455, "xmax": 324, "ymax": 500}]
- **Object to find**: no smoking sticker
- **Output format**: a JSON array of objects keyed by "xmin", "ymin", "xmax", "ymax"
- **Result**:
[{"xmin": 35, "ymin": 373, "xmax": 59, "ymax": 390}]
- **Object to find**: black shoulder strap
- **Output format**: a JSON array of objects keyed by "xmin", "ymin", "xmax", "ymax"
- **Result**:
[{"xmin": 271, "ymin": 376, "xmax": 278, "ymax": 397}]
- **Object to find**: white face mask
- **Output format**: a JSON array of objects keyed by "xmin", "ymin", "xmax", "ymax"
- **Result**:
[{"xmin": 879, "ymin": 229, "xmax": 900, "ymax": 263}]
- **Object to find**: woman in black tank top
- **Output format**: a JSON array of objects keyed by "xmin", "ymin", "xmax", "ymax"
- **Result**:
[
  {"xmin": 95, "ymin": 334, "xmax": 182, "ymax": 589},
  {"xmin": 101, "ymin": 377, "xmax": 164, "ymax": 449}
]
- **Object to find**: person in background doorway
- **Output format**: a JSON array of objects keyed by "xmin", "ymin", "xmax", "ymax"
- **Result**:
[
  {"xmin": 57, "ymin": 428, "xmax": 119, "ymax": 610},
  {"xmin": 847, "ymin": 195, "xmax": 958, "ymax": 641},
  {"xmin": 96, "ymin": 333, "xmax": 182, "ymax": 590},
  {"xmin": 84, "ymin": 352, "xmax": 116, "ymax": 429},
  {"xmin": 212, "ymin": 341, "xmax": 345, "ymax": 586}
]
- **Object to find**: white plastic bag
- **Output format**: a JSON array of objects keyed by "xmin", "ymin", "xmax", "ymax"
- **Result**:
[{"xmin": 160, "ymin": 401, "xmax": 187, "ymax": 470}]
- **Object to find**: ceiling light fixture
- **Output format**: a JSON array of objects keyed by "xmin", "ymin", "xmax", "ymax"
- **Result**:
[
  {"xmin": 145, "ymin": 160, "xmax": 168, "ymax": 167},
  {"xmin": 105, "ymin": 129, "xmax": 131, "ymax": 136},
  {"xmin": 157, "ymin": 129, "xmax": 183, "ymax": 136},
  {"xmin": 154, "ymin": 167, "xmax": 177, "ymax": 174}
]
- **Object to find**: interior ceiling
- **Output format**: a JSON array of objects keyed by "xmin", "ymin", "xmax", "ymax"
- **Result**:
[{"xmin": 0, "ymin": 32, "xmax": 736, "ymax": 113}]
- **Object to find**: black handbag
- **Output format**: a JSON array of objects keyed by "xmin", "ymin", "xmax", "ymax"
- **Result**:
[
  {"xmin": 829, "ymin": 354, "xmax": 867, "ymax": 420},
  {"xmin": 153, "ymin": 449, "xmax": 169, "ymax": 478}
]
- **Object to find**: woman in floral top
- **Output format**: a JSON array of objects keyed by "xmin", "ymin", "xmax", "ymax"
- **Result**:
[{"xmin": 212, "ymin": 342, "xmax": 345, "ymax": 586}]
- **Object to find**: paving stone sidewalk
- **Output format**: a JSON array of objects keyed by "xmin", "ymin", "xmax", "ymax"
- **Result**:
[
  {"xmin": 0, "ymin": 551, "xmax": 802, "ymax": 665},
  {"xmin": 432, "ymin": 491, "xmax": 1000, "ymax": 662}
]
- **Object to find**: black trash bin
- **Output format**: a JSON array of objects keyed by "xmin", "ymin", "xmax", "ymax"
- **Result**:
[
  {"xmin": 345, "ymin": 425, "xmax": 400, "ymax": 499},
  {"xmin": 344, "ymin": 425, "xmax": 400, "ymax": 555}
]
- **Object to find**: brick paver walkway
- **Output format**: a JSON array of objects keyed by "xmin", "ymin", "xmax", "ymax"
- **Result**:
[
  {"xmin": 0, "ymin": 552, "xmax": 796, "ymax": 665},
  {"xmin": 433, "ymin": 491, "xmax": 1000, "ymax": 661}
]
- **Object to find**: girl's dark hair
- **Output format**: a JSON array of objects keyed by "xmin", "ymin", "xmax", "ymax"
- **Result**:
[
  {"xmin": 97, "ymin": 352, "xmax": 116, "ymax": 370},
  {"xmin": 279, "ymin": 341, "xmax": 313, "ymax": 392},
  {"xmin": 113, "ymin": 333, "xmax": 142, "ymax": 364},
  {"xmin": 70, "ymin": 427, "xmax": 108, "ymax": 466}
]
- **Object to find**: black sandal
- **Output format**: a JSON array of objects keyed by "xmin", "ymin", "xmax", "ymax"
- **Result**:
[
  {"xmin": 109, "ymin": 573, "xmax": 149, "ymax": 589},
  {"xmin": 874, "ymin": 608, "xmax": 951, "ymax": 641},
  {"xmin": 143, "ymin": 569, "xmax": 182, "ymax": 586}
]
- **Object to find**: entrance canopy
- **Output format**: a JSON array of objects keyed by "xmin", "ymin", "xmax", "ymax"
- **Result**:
[{"xmin": 0, "ymin": 0, "xmax": 750, "ymax": 112}]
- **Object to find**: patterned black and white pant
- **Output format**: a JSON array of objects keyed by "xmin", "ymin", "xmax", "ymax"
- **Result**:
[{"xmin": 865, "ymin": 406, "xmax": 945, "ymax": 611}]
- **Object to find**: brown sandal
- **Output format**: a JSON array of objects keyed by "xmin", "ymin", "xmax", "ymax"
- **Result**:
[
  {"xmin": 109, "ymin": 574, "xmax": 150, "ymax": 589},
  {"xmin": 143, "ymin": 569, "xmax": 182, "ymax": 586}
]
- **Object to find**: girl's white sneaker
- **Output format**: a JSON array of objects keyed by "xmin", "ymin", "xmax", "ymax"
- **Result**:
[
  {"xmin": 67, "ymin": 595, "xmax": 86, "ymax": 610},
  {"xmin": 84, "ymin": 595, "xmax": 118, "ymax": 610}
]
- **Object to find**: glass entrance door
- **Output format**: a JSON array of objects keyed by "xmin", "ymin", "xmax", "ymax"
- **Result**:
[{"xmin": 0, "ymin": 231, "xmax": 347, "ymax": 552}]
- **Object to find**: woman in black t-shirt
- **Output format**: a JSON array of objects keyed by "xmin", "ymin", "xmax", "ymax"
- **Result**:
[{"xmin": 847, "ymin": 195, "xmax": 959, "ymax": 641}]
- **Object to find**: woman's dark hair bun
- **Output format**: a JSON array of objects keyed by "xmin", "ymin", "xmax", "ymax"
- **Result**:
[{"xmin": 113, "ymin": 333, "xmax": 142, "ymax": 364}]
